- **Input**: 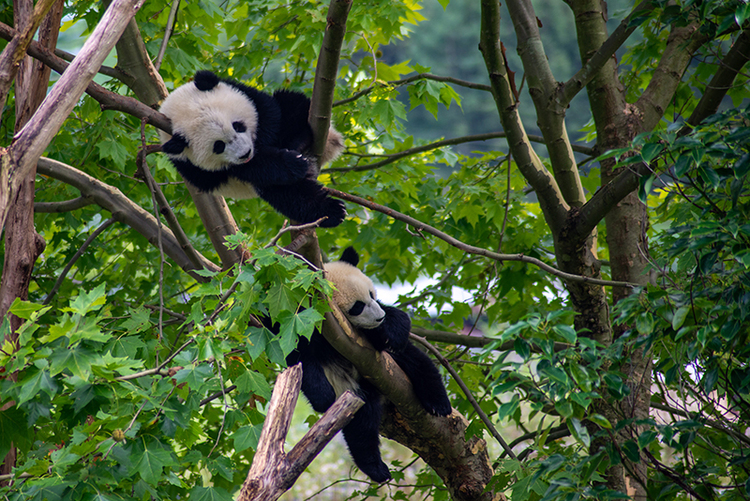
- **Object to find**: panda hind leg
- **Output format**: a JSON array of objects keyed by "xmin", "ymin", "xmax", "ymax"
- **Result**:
[
  {"xmin": 297, "ymin": 357, "xmax": 337, "ymax": 413},
  {"xmin": 390, "ymin": 343, "xmax": 452, "ymax": 416},
  {"xmin": 342, "ymin": 381, "xmax": 391, "ymax": 483}
]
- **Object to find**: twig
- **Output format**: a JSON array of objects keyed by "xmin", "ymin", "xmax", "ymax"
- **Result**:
[
  {"xmin": 410, "ymin": 333, "xmax": 517, "ymax": 459},
  {"xmin": 324, "ymin": 132, "xmax": 593, "ymax": 174},
  {"xmin": 154, "ymin": 0, "xmax": 180, "ymax": 71},
  {"xmin": 326, "ymin": 187, "xmax": 636, "ymax": 288},
  {"xmin": 137, "ymin": 144, "xmax": 205, "ymax": 270},
  {"xmin": 115, "ymin": 338, "xmax": 194, "ymax": 381},
  {"xmin": 43, "ymin": 217, "xmax": 116, "ymax": 305},
  {"xmin": 333, "ymin": 72, "xmax": 493, "ymax": 108},
  {"xmin": 264, "ymin": 218, "xmax": 328, "ymax": 249}
]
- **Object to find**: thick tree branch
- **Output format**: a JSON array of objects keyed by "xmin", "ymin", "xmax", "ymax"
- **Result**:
[
  {"xmin": 327, "ymin": 187, "xmax": 635, "ymax": 288},
  {"xmin": 685, "ymin": 27, "xmax": 750, "ymax": 128},
  {"xmin": 36, "ymin": 157, "xmax": 219, "ymax": 277},
  {"xmin": 635, "ymin": 21, "xmax": 709, "ymax": 130},
  {"xmin": 478, "ymin": 0, "xmax": 568, "ymax": 236},
  {"xmin": 308, "ymin": 0, "xmax": 352, "ymax": 175},
  {"xmin": 0, "ymin": 0, "xmax": 58, "ymax": 115},
  {"xmin": 558, "ymin": 1, "xmax": 654, "ymax": 107},
  {"xmin": 114, "ymin": 19, "xmax": 243, "ymax": 269},
  {"xmin": 0, "ymin": 22, "xmax": 171, "ymax": 132},
  {"xmin": 239, "ymin": 365, "xmax": 364, "ymax": 501},
  {"xmin": 506, "ymin": 0, "xmax": 584, "ymax": 207}
]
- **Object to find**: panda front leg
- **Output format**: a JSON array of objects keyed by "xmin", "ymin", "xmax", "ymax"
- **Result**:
[
  {"xmin": 342, "ymin": 380, "xmax": 391, "ymax": 483},
  {"xmin": 293, "ymin": 355, "xmax": 337, "ymax": 413},
  {"xmin": 389, "ymin": 343, "xmax": 452, "ymax": 417},
  {"xmin": 255, "ymin": 179, "xmax": 346, "ymax": 228}
]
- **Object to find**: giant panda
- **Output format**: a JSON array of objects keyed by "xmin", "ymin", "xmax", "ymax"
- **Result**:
[
  {"xmin": 158, "ymin": 70, "xmax": 346, "ymax": 228},
  {"xmin": 286, "ymin": 247, "xmax": 452, "ymax": 482}
]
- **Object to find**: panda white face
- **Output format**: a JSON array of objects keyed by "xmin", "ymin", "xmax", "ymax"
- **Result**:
[
  {"xmin": 159, "ymin": 81, "xmax": 259, "ymax": 172},
  {"xmin": 324, "ymin": 261, "xmax": 386, "ymax": 329}
]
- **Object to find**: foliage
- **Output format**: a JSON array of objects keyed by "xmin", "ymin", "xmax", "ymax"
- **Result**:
[{"xmin": 1, "ymin": 0, "xmax": 750, "ymax": 499}]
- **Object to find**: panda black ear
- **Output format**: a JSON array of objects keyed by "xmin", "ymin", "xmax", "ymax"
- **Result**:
[
  {"xmin": 162, "ymin": 133, "xmax": 188, "ymax": 154},
  {"xmin": 340, "ymin": 246, "xmax": 359, "ymax": 267},
  {"xmin": 194, "ymin": 71, "xmax": 220, "ymax": 92}
]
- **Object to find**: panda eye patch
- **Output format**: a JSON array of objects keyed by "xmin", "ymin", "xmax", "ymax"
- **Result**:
[
  {"xmin": 213, "ymin": 140, "xmax": 226, "ymax": 154},
  {"xmin": 369, "ymin": 291, "xmax": 375, "ymax": 300},
  {"xmin": 232, "ymin": 121, "xmax": 246, "ymax": 133},
  {"xmin": 348, "ymin": 301, "xmax": 366, "ymax": 317}
]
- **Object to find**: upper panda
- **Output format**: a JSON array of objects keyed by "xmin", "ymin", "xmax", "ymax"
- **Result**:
[
  {"xmin": 286, "ymin": 247, "xmax": 452, "ymax": 482},
  {"xmin": 158, "ymin": 70, "xmax": 346, "ymax": 228}
]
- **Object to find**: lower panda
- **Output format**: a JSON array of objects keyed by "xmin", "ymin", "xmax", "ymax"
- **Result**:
[
  {"xmin": 287, "ymin": 247, "xmax": 452, "ymax": 482},
  {"xmin": 158, "ymin": 70, "xmax": 346, "ymax": 228}
]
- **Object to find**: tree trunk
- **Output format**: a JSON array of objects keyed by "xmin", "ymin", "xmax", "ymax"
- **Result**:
[{"xmin": 0, "ymin": 0, "xmax": 62, "ymax": 482}]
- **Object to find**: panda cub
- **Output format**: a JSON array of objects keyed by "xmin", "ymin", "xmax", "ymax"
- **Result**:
[
  {"xmin": 287, "ymin": 247, "xmax": 452, "ymax": 482},
  {"xmin": 158, "ymin": 70, "xmax": 346, "ymax": 228}
]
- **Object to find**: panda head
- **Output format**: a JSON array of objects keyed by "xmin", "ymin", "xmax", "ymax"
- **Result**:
[
  {"xmin": 324, "ymin": 247, "xmax": 386, "ymax": 329},
  {"xmin": 159, "ymin": 71, "xmax": 258, "ymax": 172}
]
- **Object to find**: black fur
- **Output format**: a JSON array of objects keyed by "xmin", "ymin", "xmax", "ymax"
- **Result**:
[
  {"xmin": 284, "ymin": 248, "xmax": 452, "ymax": 482},
  {"xmin": 163, "ymin": 70, "xmax": 345, "ymax": 228}
]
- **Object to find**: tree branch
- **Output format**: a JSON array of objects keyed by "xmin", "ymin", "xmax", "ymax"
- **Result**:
[
  {"xmin": 238, "ymin": 364, "xmax": 364, "ymax": 501},
  {"xmin": 0, "ymin": 0, "xmax": 58, "ymax": 115},
  {"xmin": 36, "ymin": 157, "xmax": 219, "ymax": 277},
  {"xmin": 43, "ymin": 217, "xmax": 116, "ymax": 305},
  {"xmin": 0, "ymin": 22, "xmax": 172, "ymax": 133},
  {"xmin": 558, "ymin": 1, "xmax": 655, "ymax": 108},
  {"xmin": 410, "ymin": 334, "xmax": 516, "ymax": 459},
  {"xmin": 326, "ymin": 187, "xmax": 636, "ymax": 288},
  {"xmin": 324, "ymin": 132, "xmax": 593, "ymax": 174},
  {"xmin": 506, "ymin": 0, "xmax": 584, "ymax": 208},
  {"xmin": 478, "ymin": 0, "xmax": 568, "ymax": 236},
  {"xmin": 334, "ymin": 72, "xmax": 491, "ymax": 108},
  {"xmin": 635, "ymin": 21, "xmax": 709, "ymax": 130},
  {"xmin": 685, "ymin": 27, "xmax": 750, "ymax": 128},
  {"xmin": 34, "ymin": 196, "xmax": 93, "ymax": 213},
  {"xmin": 308, "ymin": 0, "xmax": 352, "ymax": 175}
]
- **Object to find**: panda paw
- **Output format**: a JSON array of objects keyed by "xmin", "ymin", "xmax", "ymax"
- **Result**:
[
  {"xmin": 318, "ymin": 198, "xmax": 346, "ymax": 228},
  {"xmin": 282, "ymin": 149, "xmax": 311, "ymax": 180},
  {"xmin": 421, "ymin": 395, "xmax": 453, "ymax": 417}
]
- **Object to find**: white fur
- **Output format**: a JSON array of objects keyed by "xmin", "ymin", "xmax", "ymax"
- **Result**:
[
  {"xmin": 325, "ymin": 261, "xmax": 385, "ymax": 329},
  {"xmin": 159, "ymin": 81, "xmax": 259, "ymax": 173}
]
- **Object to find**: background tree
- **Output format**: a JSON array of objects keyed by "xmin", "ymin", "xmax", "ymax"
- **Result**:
[{"xmin": 1, "ymin": 0, "xmax": 749, "ymax": 500}]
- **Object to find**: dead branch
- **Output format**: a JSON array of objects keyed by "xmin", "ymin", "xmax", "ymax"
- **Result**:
[{"xmin": 238, "ymin": 364, "xmax": 364, "ymax": 501}]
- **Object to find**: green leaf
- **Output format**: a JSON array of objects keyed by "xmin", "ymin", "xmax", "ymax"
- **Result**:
[
  {"xmin": 66, "ymin": 284, "xmax": 107, "ymax": 315},
  {"xmin": 188, "ymin": 486, "xmax": 234, "ymax": 501},
  {"xmin": 234, "ymin": 370, "xmax": 272, "ymax": 400},
  {"xmin": 552, "ymin": 325, "xmax": 577, "ymax": 344},
  {"xmin": 588, "ymin": 414, "xmax": 612, "ymax": 429},
  {"xmin": 131, "ymin": 443, "xmax": 175, "ymax": 485},
  {"xmin": 233, "ymin": 424, "xmax": 263, "ymax": 452},
  {"xmin": 8, "ymin": 299, "xmax": 49, "ymax": 320},
  {"xmin": 17, "ymin": 368, "xmax": 58, "ymax": 405},
  {"xmin": 671, "ymin": 306, "xmax": 689, "ymax": 331},
  {"xmin": 568, "ymin": 417, "xmax": 591, "ymax": 447}
]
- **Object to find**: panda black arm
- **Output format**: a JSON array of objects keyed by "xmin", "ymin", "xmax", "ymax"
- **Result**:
[
  {"xmin": 358, "ymin": 304, "xmax": 410, "ymax": 353},
  {"xmin": 254, "ymin": 178, "xmax": 346, "ymax": 227},
  {"xmin": 389, "ymin": 343, "xmax": 452, "ymax": 416},
  {"xmin": 171, "ymin": 158, "xmax": 230, "ymax": 192},
  {"xmin": 232, "ymin": 146, "xmax": 310, "ymax": 187}
]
